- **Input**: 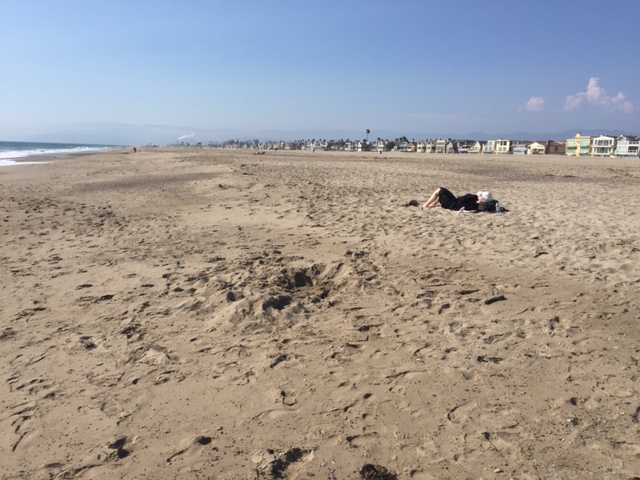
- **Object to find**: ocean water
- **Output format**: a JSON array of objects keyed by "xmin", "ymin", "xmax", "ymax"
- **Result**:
[{"xmin": 0, "ymin": 141, "xmax": 120, "ymax": 167}]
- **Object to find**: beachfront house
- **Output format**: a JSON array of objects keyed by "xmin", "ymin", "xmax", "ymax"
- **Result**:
[
  {"xmin": 614, "ymin": 135, "xmax": 640, "ymax": 158},
  {"xmin": 566, "ymin": 133, "xmax": 591, "ymax": 156},
  {"xmin": 546, "ymin": 141, "xmax": 566, "ymax": 155},
  {"xmin": 483, "ymin": 139, "xmax": 513, "ymax": 154},
  {"xmin": 415, "ymin": 140, "xmax": 433, "ymax": 153},
  {"xmin": 495, "ymin": 139, "xmax": 511, "ymax": 154},
  {"xmin": 528, "ymin": 142, "xmax": 546, "ymax": 155},
  {"xmin": 512, "ymin": 141, "xmax": 531, "ymax": 155},
  {"xmin": 406, "ymin": 141, "xmax": 417, "ymax": 153},
  {"xmin": 435, "ymin": 139, "xmax": 456, "ymax": 154},
  {"xmin": 526, "ymin": 141, "xmax": 566, "ymax": 155},
  {"xmin": 376, "ymin": 139, "xmax": 386, "ymax": 153},
  {"xmin": 344, "ymin": 141, "xmax": 354, "ymax": 152},
  {"xmin": 417, "ymin": 139, "xmax": 436, "ymax": 153},
  {"xmin": 483, "ymin": 140, "xmax": 496, "ymax": 154},
  {"xmin": 455, "ymin": 140, "xmax": 477, "ymax": 154},
  {"xmin": 591, "ymin": 135, "xmax": 617, "ymax": 157},
  {"xmin": 467, "ymin": 141, "xmax": 485, "ymax": 154}
]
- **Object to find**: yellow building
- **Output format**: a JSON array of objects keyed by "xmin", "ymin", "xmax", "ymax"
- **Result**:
[{"xmin": 565, "ymin": 133, "xmax": 591, "ymax": 156}]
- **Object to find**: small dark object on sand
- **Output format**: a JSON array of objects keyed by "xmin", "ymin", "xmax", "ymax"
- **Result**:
[
  {"xmin": 404, "ymin": 199, "xmax": 419, "ymax": 207},
  {"xmin": 360, "ymin": 463, "xmax": 398, "ymax": 480},
  {"xmin": 484, "ymin": 295, "xmax": 506, "ymax": 305}
]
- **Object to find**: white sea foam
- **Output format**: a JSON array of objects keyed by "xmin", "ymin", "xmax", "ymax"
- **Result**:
[
  {"xmin": 0, "ymin": 159, "xmax": 50, "ymax": 167},
  {"xmin": 0, "ymin": 146, "xmax": 108, "ymax": 161}
]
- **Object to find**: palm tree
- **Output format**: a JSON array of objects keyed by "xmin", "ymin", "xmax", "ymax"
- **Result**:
[{"xmin": 366, "ymin": 129, "xmax": 370, "ymax": 143}]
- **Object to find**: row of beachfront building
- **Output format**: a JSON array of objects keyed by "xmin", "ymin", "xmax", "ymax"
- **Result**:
[
  {"xmin": 253, "ymin": 133, "xmax": 639, "ymax": 157},
  {"xmin": 347, "ymin": 133, "xmax": 639, "ymax": 157}
]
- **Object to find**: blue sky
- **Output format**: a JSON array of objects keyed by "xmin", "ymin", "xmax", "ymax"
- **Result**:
[{"xmin": 2, "ymin": 0, "xmax": 639, "ymax": 143}]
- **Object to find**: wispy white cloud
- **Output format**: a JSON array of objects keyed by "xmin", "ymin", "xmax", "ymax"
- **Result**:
[
  {"xmin": 522, "ymin": 96, "xmax": 545, "ymax": 112},
  {"xmin": 564, "ymin": 77, "xmax": 634, "ymax": 113}
]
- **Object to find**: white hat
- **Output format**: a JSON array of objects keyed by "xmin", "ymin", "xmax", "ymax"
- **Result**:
[{"xmin": 477, "ymin": 191, "xmax": 493, "ymax": 202}]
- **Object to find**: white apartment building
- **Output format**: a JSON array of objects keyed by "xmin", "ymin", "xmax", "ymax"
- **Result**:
[
  {"xmin": 614, "ymin": 135, "xmax": 640, "ymax": 158},
  {"xmin": 591, "ymin": 135, "xmax": 616, "ymax": 157}
]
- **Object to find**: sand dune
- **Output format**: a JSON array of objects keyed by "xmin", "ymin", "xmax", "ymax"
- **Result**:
[{"xmin": 2, "ymin": 148, "xmax": 639, "ymax": 479}]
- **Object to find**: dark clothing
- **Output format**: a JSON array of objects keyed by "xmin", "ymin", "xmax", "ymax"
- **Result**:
[
  {"xmin": 457, "ymin": 194, "xmax": 481, "ymax": 211},
  {"xmin": 437, "ymin": 187, "xmax": 458, "ymax": 210},
  {"xmin": 438, "ymin": 187, "xmax": 479, "ymax": 211}
]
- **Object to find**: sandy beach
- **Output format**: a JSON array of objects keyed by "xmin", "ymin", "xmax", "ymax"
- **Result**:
[{"xmin": 1, "ymin": 148, "xmax": 639, "ymax": 479}]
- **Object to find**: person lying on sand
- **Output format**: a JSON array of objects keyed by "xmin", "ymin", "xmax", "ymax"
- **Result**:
[{"xmin": 422, "ymin": 187, "xmax": 502, "ymax": 213}]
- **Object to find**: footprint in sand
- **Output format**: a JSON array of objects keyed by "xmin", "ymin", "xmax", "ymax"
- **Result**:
[{"xmin": 165, "ymin": 435, "xmax": 219, "ymax": 465}]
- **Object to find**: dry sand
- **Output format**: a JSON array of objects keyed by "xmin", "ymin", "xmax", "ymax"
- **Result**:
[{"xmin": 1, "ymin": 148, "xmax": 639, "ymax": 479}]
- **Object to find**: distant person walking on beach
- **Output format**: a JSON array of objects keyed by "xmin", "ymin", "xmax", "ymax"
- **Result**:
[{"xmin": 422, "ymin": 187, "xmax": 500, "ymax": 212}]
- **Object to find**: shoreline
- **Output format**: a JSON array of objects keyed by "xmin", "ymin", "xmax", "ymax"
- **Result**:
[{"xmin": 0, "ymin": 144, "xmax": 127, "ymax": 167}]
